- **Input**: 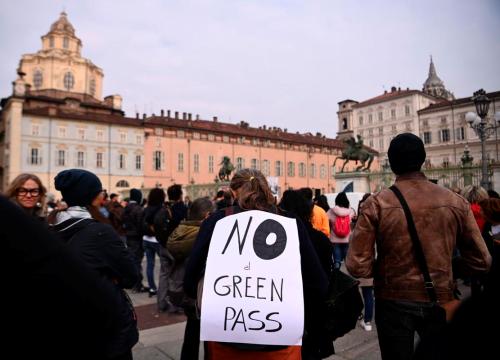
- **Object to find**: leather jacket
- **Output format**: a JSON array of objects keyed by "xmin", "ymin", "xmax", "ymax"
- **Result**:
[{"xmin": 346, "ymin": 171, "xmax": 491, "ymax": 303}]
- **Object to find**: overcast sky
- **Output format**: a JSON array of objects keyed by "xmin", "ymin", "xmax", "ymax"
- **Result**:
[{"xmin": 1, "ymin": 0, "xmax": 499, "ymax": 137}]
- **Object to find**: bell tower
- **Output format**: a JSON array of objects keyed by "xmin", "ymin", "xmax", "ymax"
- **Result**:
[{"xmin": 336, "ymin": 100, "xmax": 358, "ymax": 140}]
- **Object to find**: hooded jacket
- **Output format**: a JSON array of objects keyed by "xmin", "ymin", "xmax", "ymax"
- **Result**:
[{"xmin": 52, "ymin": 207, "xmax": 139, "ymax": 357}]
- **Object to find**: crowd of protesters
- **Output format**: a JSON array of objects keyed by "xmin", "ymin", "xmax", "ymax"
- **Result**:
[{"xmin": 3, "ymin": 132, "xmax": 500, "ymax": 359}]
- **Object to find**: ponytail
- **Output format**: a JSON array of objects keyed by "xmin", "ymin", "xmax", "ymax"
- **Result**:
[{"xmin": 230, "ymin": 169, "xmax": 274, "ymax": 211}]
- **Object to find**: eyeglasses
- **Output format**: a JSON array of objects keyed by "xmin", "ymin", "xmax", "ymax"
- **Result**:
[{"xmin": 17, "ymin": 188, "xmax": 40, "ymax": 197}]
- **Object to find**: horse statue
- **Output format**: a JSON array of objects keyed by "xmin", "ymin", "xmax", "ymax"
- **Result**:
[
  {"xmin": 333, "ymin": 135, "xmax": 375, "ymax": 172},
  {"xmin": 218, "ymin": 156, "xmax": 235, "ymax": 181}
]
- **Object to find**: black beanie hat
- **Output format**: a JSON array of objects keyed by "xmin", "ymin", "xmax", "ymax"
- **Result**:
[
  {"xmin": 388, "ymin": 133, "xmax": 426, "ymax": 175},
  {"xmin": 130, "ymin": 188, "xmax": 142, "ymax": 203},
  {"xmin": 54, "ymin": 169, "xmax": 103, "ymax": 207}
]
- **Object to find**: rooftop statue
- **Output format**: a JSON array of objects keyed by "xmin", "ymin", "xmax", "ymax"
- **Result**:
[
  {"xmin": 333, "ymin": 135, "xmax": 375, "ymax": 172},
  {"xmin": 218, "ymin": 156, "xmax": 235, "ymax": 181}
]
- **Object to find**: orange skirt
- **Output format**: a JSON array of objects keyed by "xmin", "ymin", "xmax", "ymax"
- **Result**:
[{"xmin": 205, "ymin": 342, "xmax": 301, "ymax": 360}]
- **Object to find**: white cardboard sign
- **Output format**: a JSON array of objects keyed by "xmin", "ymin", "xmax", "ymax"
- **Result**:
[{"xmin": 200, "ymin": 210, "xmax": 304, "ymax": 346}]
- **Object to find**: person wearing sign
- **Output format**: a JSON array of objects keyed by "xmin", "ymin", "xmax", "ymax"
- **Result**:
[
  {"xmin": 184, "ymin": 169, "xmax": 328, "ymax": 360},
  {"xmin": 346, "ymin": 133, "xmax": 491, "ymax": 360}
]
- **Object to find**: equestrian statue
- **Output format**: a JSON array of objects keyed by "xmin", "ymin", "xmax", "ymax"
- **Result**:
[
  {"xmin": 333, "ymin": 135, "xmax": 375, "ymax": 172},
  {"xmin": 218, "ymin": 156, "xmax": 235, "ymax": 181}
]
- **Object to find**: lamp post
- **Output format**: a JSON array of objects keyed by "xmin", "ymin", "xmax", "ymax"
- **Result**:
[{"xmin": 465, "ymin": 89, "xmax": 500, "ymax": 189}]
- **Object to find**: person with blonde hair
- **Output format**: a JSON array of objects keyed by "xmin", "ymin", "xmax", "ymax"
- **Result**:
[
  {"xmin": 184, "ymin": 169, "xmax": 328, "ymax": 360},
  {"xmin": 461, "ymin": 185, "xmax": 489, "ymax": 232},
  {"xmin": 5, "ymin": 173, "xmax": 47, "ymax": 220}
]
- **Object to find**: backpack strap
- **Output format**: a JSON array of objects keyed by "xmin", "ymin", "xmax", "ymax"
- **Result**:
[{"xmin": 389, "ymin": 185, "xmax": 438, "ymax": 303}]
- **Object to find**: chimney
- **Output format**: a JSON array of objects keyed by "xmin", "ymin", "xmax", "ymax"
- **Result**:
[
  {"xmin": 175, "ymin": 111, "xmax": 179, "ymax": 119},
  {"xmin": 196, "ymin": 114, "xmax": 200, "ymax": 120},
  {"xmin": 167, "ymin": 110, "xmax": 171, "ymax": 118},
  {"xmin": 182, "ymin": 112, "xmax": 186, "ymax": 120},
  {"xmin": 391, "ymin": 86, "xmax": 396, "ymax": 92},
  {"xmin": 188, "ymin": 113, "xmax": 192, "ymax": 121},
  {"xmin": 142, "ymin": 113, "xmax": 146, "ymax": 120},
  {"xmin": 160, "ymin": 109, "xmax": 164, "ymax": 117},
  {"xmin": 407, "ymin": 87, "xmax": 410, "ymax": 91},
  {"xmin": 213, "ymin": 116, "xmax": 218, "ymax": 122},
  {"xmin": 135, "ymin": 113, "xmax": 139, "ymax": 119},
  {"xmin": 384, "ymin": 90, "xmax": 387, "ymax": 94},
  {"xmin": 263, "ymin": 125, "xmax": 267, "ymax": 130},
  {"xmin": 398, "ymin": 87, "xmax": 401, "ymax": 91}
]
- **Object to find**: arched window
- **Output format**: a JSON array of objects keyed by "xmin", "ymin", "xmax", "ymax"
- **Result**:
[
  {"xmin": 63, "ymin": 37, "xmax": 69, "ymax": 49},
  {"xmin": 342, "ymin": 118, "xmax": 348, "ymax": 130},
  {"xmin": 33, "ymin": 70, "xmax": 43, "ymax": 89},
  {"xmin": 116, "ymin": 180, "xmax": 130, "ymax": 188},
  {"xmin": 63, "ymin": 72, "xmax": 74, "ymax": 90}
]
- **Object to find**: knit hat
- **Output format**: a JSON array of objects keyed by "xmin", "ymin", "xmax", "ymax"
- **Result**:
[
  {"xmin": 479, "ymin": 198, "xmax": 500, "ymax": 224},
  {"xmin": 130, "ymin": 188, "xmax": 142, "ymax": 203},
  {"xmin": 54, "ymin": 169, "xmax": 103, "ymax": 207},
  {"xmin": 388, "ymin": 133, "xmax": 426, "ymax": 175}
]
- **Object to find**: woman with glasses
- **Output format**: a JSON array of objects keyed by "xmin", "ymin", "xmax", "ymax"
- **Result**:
[{"xmin": 5, "ymin": 173, "xmax": 47, "ymax": 220}]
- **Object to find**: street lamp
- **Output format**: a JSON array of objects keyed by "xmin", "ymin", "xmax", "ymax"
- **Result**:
[{"xmin": 465, "ymin": 89, "xmax": 500, "ymax": 189}]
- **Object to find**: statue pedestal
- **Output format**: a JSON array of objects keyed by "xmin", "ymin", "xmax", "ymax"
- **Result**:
[{"xmin": 335, "ymin": 172, "xmax": 371, "ymax": 193}]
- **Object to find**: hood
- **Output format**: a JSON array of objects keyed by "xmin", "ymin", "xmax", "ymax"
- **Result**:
[
  {"xmin": 332, "ymin": 205, "xmax": 351, "ymax": 217},
  {"xmin": 51, "ymin": 206, "xmax": 94, "ymax": 242}
]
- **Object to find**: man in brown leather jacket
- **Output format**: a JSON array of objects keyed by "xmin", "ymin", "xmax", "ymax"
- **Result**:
[{"xmin": 346, "ymin": 133, "xmax": 491, "ymax": 360}]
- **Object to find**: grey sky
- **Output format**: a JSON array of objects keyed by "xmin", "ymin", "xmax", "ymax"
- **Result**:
[{"xmin": 1, "ymin": 0, "xmax": 499, "ymax": 138}]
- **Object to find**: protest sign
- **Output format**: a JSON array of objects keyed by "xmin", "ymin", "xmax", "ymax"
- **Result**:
[{"xmin": 200, "ymin": 210, "xmax": 304, "ymax": 346}]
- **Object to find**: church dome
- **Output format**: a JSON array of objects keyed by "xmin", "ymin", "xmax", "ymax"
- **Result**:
[{"xmin": 48, "ymin": 11, "xmax": 75, "ymax": 36}]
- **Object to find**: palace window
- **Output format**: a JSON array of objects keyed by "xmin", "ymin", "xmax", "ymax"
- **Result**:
[
  {"xmin": 423, "ymin": 131, "xmax": 432, "ymax": 144},
  {"xmin": 310, "ymin": 163, "xmax": 317, "ymax": 178},
  {"xmin": 63, "ymin": 72, "xmax": 74, "ymax": 91},
  {"xmin": 455, "ymin": 127, "xmax": 465, "ymax": 141},
  {"xmin": 118, "ymin": 154, "xmax": 126, "ymax": 169},
  {"xmin": 378, "ymin": 112, "xmax": 383, "ymax": 122},
  {"xmin": 208, "ymin": 134, "xmax": 215, "ymax": 141},
  {"xmin": 379, "ymin": 138, "xmax": 384, "ymax": 150},
  {"xmin": 405, "ymin": 105, "xmax": 410, "ymax": 116},
  {"xmin": 153, "ymin": 151, "xmax": 164, "ymax": 171},
  {"xmin": 58, "ymin": 126, "xmax": 67, "ymax": 138},
  {"xmin": 116, "ymin": 180, "xmax": 130, "ymax": 188},
  {"xmin": 223, "ymin": 135, "xmax": 229, "ymax": 143},
  {"xmin": 342, "ymin": 118, "xmax": 348, "ymax": 130},
  {"xmin": 77, "ymin": 128, "xmax": 86, "ymax": 140},
  {"xmin": 177, "ymin": 130, "xmax": 185, "ymax": 138},
  {"xmin": 136, "ymin": 134, "xmax": 143, "ymax": 145},
  {"xmin": 251, "ymin": 158, "xmax": 258, "ymax": 170},
  {"xmin": 136, "ymin": 155, "xmax": 142, "ymax": 170},
  {"xmin": 236, "ymin": 157, "xmax": 244, "ymax": 171},
  {"xmin": 31, "ymin": 123, "xmax": 40, "ymax": 136},
  {"xmin": 359, "ymin": 116, "xmax": 363, "ymax": 126},
  {"xmin": 57, "ymin": 150, "xmax": 66, "ymax": 166},
  {"xmin": 96, "ymin": 129, "xmax": 104, "ymax": 141},
  {"xmin": 178, "ymin": 153, "xmax": 184, "ymax": 172},
  {"xmin": 320, "ymin": 164, "xmax": 326, "ymax": 179},
  {"xmin": 275, "ymin": 161, "xmax": 283, "ymax": 177},
  {"xmin": 439, "ymin": 129, "xmax": 450, "ymax": 143},
  {"xmin": 368, "ymin": 114, "xmax": 373, "ymax": 124},
  {"xmin": 96, "ymin": 153, "xmax": 103, "ymax": 168},
  {"xmin": 33, "ymin": 70, "xmax": 43, "ymax": 89},
  {"xmin": 119, "ymin": 131, "xmax": 127, "ymax": 143},
  {"xmin": 287, "ymin": 162, "xmax": 295, "ymax": 177},
  {"xmin": 63, "ymin": 36, "xmax": 69, "ymax": 49},
  {"xmin": 391, "ymin": 109, "xmax": 396, "ymax": 118},
  {"xmin": 299, "ymin": 163, "xmax": 306, "ymax": 177},
  {"xmin": 379, "ymin": 127, "xmax": 383, "ymax": 135},
  {"xmin": 194, "ymin": 154, "xmax": 200, "ymax": 173},
  {"xmin": 49, "ymin": 36, "xmax": 54, "ymax": 48},
  {"xmin": 261, "ymin": 160, "xmax": 270, "ymax": 176},
  {"xmin": 77, "ymin": 151, "xmax": 85, "ymax": 167},
  {"xmin": 29, "ymin": 148, "xmax": 41, "ymax": 165},
  {"xmin": 208, "ymin": 155, "xmax": 214, "ymax": 173}
]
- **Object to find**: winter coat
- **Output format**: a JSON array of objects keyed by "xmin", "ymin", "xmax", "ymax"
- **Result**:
[
  {"xmin": 311, "ymin": 204, "xmax": 330, "ymax": 237},
  {"xmin": 122, "ymin": 201, "xmax": 143, "ymax": 237},
  {"xmin": 327, "ymin": 206, "xmax": 356, "ymax": 243},
  {"xmin": 52, "ymin": 209, "xmax": 139, "ymax": 358}
]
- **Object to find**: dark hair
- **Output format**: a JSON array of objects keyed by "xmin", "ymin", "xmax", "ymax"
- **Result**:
[
  {"xmin": 188, "ymin": 197, "xmax": 214, "ymax": 221},
  {"xmin": 216, "ymin": 190, "xmax": 224, "ymax": 198},
  {"xmin": 315, "ymin": 195, "xmax": 330, "ymax": 212},
  {"xmin": 335, "ymin": 192, "xmax": 350, "ymax": 208},
  {"xmin": 488, "ymin": 189, "xmax": 500, "ymax": 199},
  {"xmin": 357, "ymin": 193, "xmax": 371, "ymax": 215},
  {"xmin": 230, "ymin": 169, "xmax": 274, "ymax": 211},
  {"xmin": 299, "ymin": 187, "xmax": 313, "ymax": 201},
  {"xmin": 279, "ymin": 190, "xmax": 312, "ymax": 224},
  {"xmin": 147, "ymin": 188, "xmax": 166, "ymax": 207},
  {"xmin": 167, "ymin": 184, "xmax": 183, "ymax": 201},
  {"xmin": 109, "ymin": 193, "xmax": 118, "ymax": 200}
]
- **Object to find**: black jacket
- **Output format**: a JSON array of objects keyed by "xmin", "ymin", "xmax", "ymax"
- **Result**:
[
  {"xmin": 53, "ymin": 217, "xmax": 139, "ymax": 357},
  {"xmin": 1, "ymin": 196, "xmax": 123, "ymax": 359},
  {"xmin": 122, "ymin": 201, "xmax": 143, "ymax": 237}
]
